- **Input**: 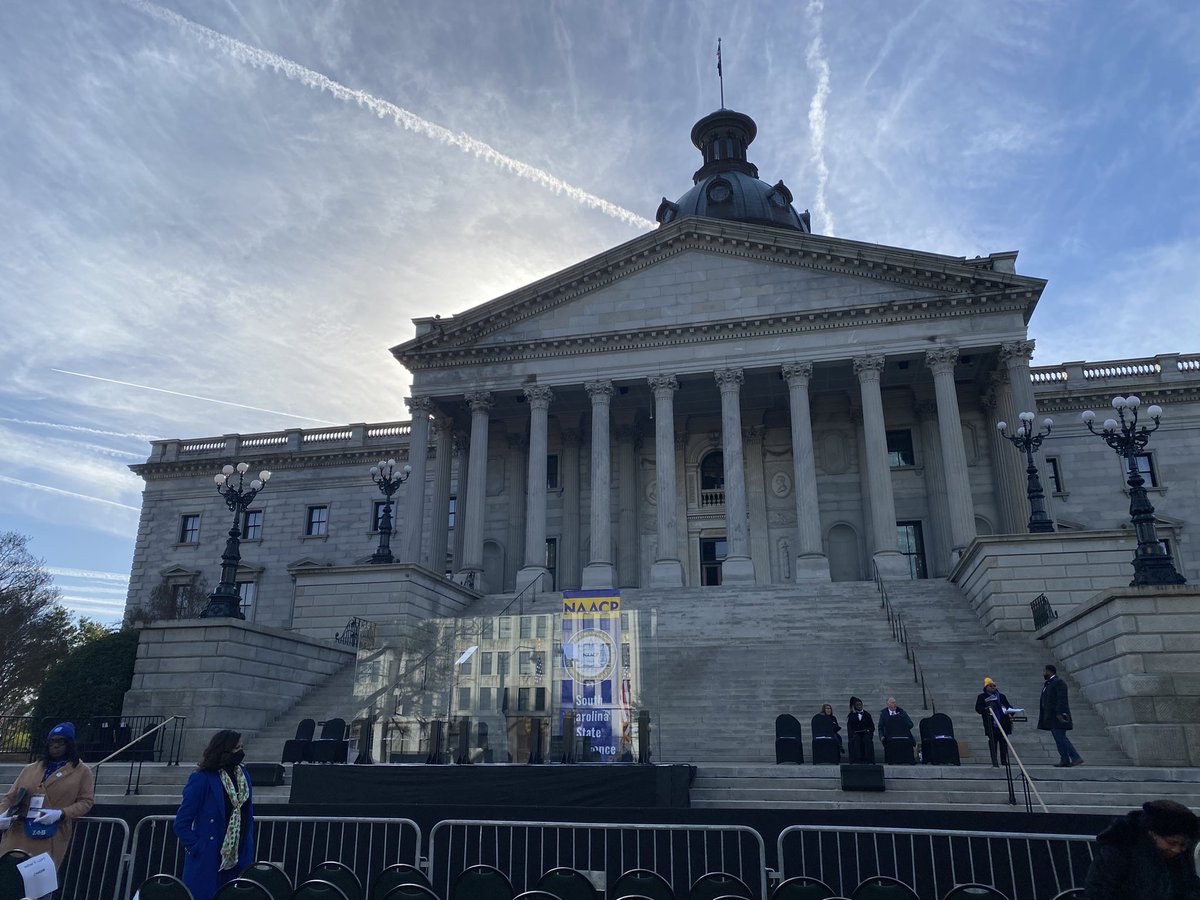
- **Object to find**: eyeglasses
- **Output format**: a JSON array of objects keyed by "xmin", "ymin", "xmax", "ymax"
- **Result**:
[{"xmin": 47, "ymin": 738, "xmax": 67, "ymax": 746}]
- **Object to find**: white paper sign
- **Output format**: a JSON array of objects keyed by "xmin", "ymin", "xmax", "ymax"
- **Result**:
[{"xmin": 18, "ymin": 851, "xmax": 58, "ymax": 897}]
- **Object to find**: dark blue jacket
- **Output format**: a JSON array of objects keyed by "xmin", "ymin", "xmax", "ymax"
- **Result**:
[{"xmin": 173, "ymin": 768, "xmax": 255, "ymax": 900}]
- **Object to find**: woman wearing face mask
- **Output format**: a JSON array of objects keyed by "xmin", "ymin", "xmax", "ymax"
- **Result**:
[
  {"xmin": 0, "ymin": 722, "xmax": 95, "ymax": 894},
  {"xmin": 173, "ymin": 729, "xmax": 255, "ymax": 900}
]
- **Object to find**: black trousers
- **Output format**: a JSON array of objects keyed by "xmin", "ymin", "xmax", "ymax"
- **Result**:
[
  {"xmin": 987, "ymin": 728, "xmax": 1009, "ymax": 766},
  {"xmin": 849, "ymin": 731, "xmax": 875, "ymax": 764}
]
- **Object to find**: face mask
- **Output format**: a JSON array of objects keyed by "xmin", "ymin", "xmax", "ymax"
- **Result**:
[{"xmin": 228, "ymin": 749, "xmax": 245, "ymax": 767}]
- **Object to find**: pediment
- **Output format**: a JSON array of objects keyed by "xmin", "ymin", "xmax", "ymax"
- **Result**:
[{"xmin": 394, "ymin": 218, "xmax": 1044, "ymax": 372}]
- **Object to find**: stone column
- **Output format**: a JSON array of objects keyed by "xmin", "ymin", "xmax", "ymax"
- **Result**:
[
  {"xmin": 615, "ymin": 423, "xmax": 640, "ymax": 587},
  {"xmin": 506, "ymin": 433, "xmax": 528, "ymax": 591},
  {"xmin": 401, "ymin": 398, "xmax": 434, "ymax": 565},
  {"xmin": 744, "ymin": 425, "xmax": 771, "ymax": 584},
  {"xmin": 853, "ymin": 355, "xmax": 908, "ymax": 578},
  {"xmin": 451, "ymin": 431, "xmax": 469, "ymax": 572},
  {"xmin": 582, "ymin": 380, "xmax": 616, "ymax": 588},
  {"xmin": 427, "ymin": 416, "xmax": 454, "ymax": 574},
  {"xmin": 714, "ymin": 368, "xmax": 755, "ymax": 584},
  {"xmin": 560, "ymin": 427, "xmax": 583, "ymax": 590},
  {"xmin": 986, "ymin": 373, "xmax": 1024, "ymax": 534},
  {"xmin": 914, "ymin": 398, "xmax": 951, "ymax": 576},
  {"xmin": 1000, "ymin": 339, "xmax": 1058, "ymax": 529},
  {"xmin": 517, "ymin": 385, "xmax": 554, "ymax": 594},
  {"xmin": 783, "ymin": 362, "xmax": 831, "ymax": 581},
  {"xmin": 926, "ymin": 348, "xmax": 976, "ymax": 563},
  {"xmin": 648, "ymin": 375, "xmax": 684, "ymax": 587},
  {"xmin": 458, "ymin": 392, "xmax": 492, "ymax": 587}
]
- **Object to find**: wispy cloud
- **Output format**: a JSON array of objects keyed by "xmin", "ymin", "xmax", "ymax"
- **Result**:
[
  {"xmin": 0, "ymin": 475, "xmax": 141, "ymax": 513},
  {"xmin": 0, "ymin": 417, "xmax": 158, "ymax": 442},
  {"xmin": 804, "ymin": 0, "xmax": 834, "ymax": 235},
  {"xmin": 47, "ymin": 567, "xmax": 131, "ymax": 583},
  {"xmin": 120, "ymin": 0, "xmax": 656, "ymax": 231}
]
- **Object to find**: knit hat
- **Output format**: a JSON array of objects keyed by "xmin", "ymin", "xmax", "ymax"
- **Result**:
[
  {"xmin": 849, "ymin": 696, "xmax": 862, "ymax": 709},
  {"xmin": 983, "ymin": 677, "xmax": 995, "ymax": 688},
  {"xmin": 48, "ymin": 722, "xmax": 75, "ymax": 741},
  {"xmin": 1140, "ymin": 800, "xmax": 1199, "ymax": 838}
]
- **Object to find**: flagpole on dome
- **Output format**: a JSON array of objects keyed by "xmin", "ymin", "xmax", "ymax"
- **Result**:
[{"xmin": 717, "ymin": 38, "xmax": 725, "ymax": 109}]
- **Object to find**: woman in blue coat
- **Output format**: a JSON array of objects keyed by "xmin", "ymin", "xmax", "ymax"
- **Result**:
[{"xmin": 173, "ymin": 730, "xmax": 255, "ymax": 900}]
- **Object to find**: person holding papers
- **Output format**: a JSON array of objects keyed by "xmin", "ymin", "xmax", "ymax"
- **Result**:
[{"xmin": 975, "ymin": 677, "xmax": 1017, "ymax": 767}]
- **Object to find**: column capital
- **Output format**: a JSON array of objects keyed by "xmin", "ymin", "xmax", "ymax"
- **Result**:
[
  {"xmin": 913, "ymin": 399, "xmax": 939, "ymax": 421},
  {"xmin": 585, "ymin": 380, "xmax": 614, "ymax": 401},
  {"xmin": 924, "ymin": 347, "xmax": 960, "ymax": 374},
  {"xmin": 714, "ymin": 368, "xmax": 744, "ymax": 391},
  {"xmin": 405, "ymin": 396, "xmax": 436, "ymax": 417},
  {"xmin": 560, "ymin": 428, "xmax": 583, "ymax": 449},
  {"xmin": 743, "ymin": 425, "xmax": 766, "ymax": 443},
  {"xmin": 523, "ymin": 384, "xmax": 554, "ymax": 409},
  {"xmin": 465, "ymin": 391, "xmax": 493, "ymax": 413},
  {"xmin": 1000, "ymin": 339, "xmax": 1036, "ymax": 366},
  {"xmin": 648, "ymin": 374, "xmax": 679, "ymax": 395},
  {"xmin": 431, "ymin": 415, "xmax": 454, "ymax": 437},
  {"xmin": 782, "ymin": 361, "xmax": 814, "ymax": 386},
  {"xmin": 853, "ymin": 354, "xmax": 886, "ymax": 381}
]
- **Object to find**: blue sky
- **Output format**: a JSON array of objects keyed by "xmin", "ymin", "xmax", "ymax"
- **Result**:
[{"xmin": 1, "ymin": 1, "xmax": 1197, "ymax": 624}]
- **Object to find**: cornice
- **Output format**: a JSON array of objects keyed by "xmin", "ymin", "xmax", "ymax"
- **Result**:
[
  {"xmin": 393, "ymin": 219, "xmax": 1044, "ymax": 369},
  {"xmin": 131, "ymin": 444, "xmax": 412, "ymax": 482}
]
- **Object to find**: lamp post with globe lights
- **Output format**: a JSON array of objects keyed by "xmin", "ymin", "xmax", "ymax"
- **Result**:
[
  {"xmin": 200, "ymin": 463, "xmax": 272, "ymax": 619},
  {"xmin": 1082, "ymin": 396, "xmax": 1186, "ymax": 587},
  {"xmin": 369, "ymin": 458, "xmax": 412, "ymax": 564},
  {"xmin": 996, "ymin": 411, "xmax": 1056, "ymax": 534}
]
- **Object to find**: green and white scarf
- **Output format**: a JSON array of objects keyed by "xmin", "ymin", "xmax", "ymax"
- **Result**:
[{"xmin": 218, "ymin": 767, "xmax": 250, "ymax": 871}]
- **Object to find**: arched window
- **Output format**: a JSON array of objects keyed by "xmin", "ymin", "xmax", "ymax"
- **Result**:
[{"xmin": 700, "ymin": 451, "xmax": 724, "ymax": 490}]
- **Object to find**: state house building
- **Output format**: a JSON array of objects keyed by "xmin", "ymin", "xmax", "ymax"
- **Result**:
[{"xmin": 125, "ymin": 108, "xmax": 1199, "ymax": 629}]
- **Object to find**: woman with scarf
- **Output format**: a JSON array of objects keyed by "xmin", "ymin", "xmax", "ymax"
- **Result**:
[
  {"xmin": 0, "ymin": 722, "xmax": 95, "ymax": 892},
  {"xmin": 174, "ymin": 730, "xmax": 255, "ymax": 900}
]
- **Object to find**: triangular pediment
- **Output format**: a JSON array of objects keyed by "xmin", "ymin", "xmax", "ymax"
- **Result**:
[{"xmin": 394, "ymin": 218, "xmax": 1044, "ymax": 372}]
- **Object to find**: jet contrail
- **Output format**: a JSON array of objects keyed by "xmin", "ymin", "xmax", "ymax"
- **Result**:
[
  {"xmin": 0, "ymin": 417, "xmax": 160, "ymax": 442},
  {"xmin": 120, "ymin": 0, "xmax": 657, "ymax": 231},
  {"xmin": 47, "ymin": 566, "xmax": 131, "ymax": 583},
  {"xmin": 805, "ymin": 0, "xmax": 835, "ymax": 235},
  {"xmin": 51, "ymin": 369, "xmax": 341, "ymax": 425},
  {"xmin": 0, "ymin": 474, "xmax": 141, "ymax": 512}
]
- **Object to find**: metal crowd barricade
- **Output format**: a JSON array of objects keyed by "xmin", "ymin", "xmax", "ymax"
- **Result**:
[
  {"xmin": 58, "ymin": 816, "xmax": 131, "ymax": 900},
  {"xmin": 777, "ymin": 825, "xmax": 1096, "ymax": 900},
  {"xmin": 125, "ymin": 815, "xmax": 422, "ymax": 899},
  {"xmin": 429, "ymin": 819, "xmax": 769, "ymax": 900}
]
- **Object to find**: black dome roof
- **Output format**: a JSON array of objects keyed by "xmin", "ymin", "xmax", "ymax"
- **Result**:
[{"xmin": 656, "ymin": 109, "xmax": 811, "ymax": 233}]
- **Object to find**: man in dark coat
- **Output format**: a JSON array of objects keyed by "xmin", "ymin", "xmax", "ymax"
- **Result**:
[
  {"xmin": 975, "ymin": 677, "xmax": 1014, "ymax": 767},
  {"xmin": 1082, "ymin": 799, "xmax": 1200, "ymax": 899},
  {"xmin": 846, "ymin": 697, "xmax": 875, "ymax": 764},
  {"xmin": 1038, "ymin": 664, "xmax": 1082, "ymax": 767},
  {"xmin": 877, "ymin": 697, "xmax": 914, "ymax": 748}
]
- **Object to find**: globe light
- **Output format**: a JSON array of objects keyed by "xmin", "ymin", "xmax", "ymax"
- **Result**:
[
  {"xmin": 1126, "ymin": 395, "xmax": 1140, "ymax": 408},
  {"xmin": 214, "ymin": 473, "xmax": 227, "ymax": 486},
  {"xmin": 1103, "ymin": 418, "xmax": 1119, "ymax": 432},
  {"xmin": 996, "ymin": 421, "xmax": 1007, "ymax": 431},
  {"xmin": 250, "ymin": 480, "xmax": 262, "ymax": 490},
  {"xmin": 259, "ymin": 470, "xmax": 272, "ymax": 482},
  {"xmin": 222, "ymin": 464, "xmax": 235, "ymax": 476},
  {"xmin": 1148, "ymin": 405, "xmax": 1163, "ymax": 419},
  {"xmin": 1017, "ymin": 426, "xmax": 1026, "ymax": 437},
  {"xmin": 1019, "ymin": 411, "xmax": 1034, "ymax": 423},
  {"xmin": 1081, "ymin": 410, "xmax": 1096, "ymax": 423},
  {"xmin": 1112, "ymin": 397, "xmax": 1126, "ymax": 410},
  {"xmin": 1043, "ymin": 417, "xmax": 1054, "ymax": 429},
  {"xmin": 403, "ymin": 464, "xmax": 412, "ymax": 475},
  {"xmin": 236, "ymin": 462, "xmax": 250, "ymax": 474}
]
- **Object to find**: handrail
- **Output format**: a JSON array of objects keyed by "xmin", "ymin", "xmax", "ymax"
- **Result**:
[
  {"xmin": 991, "ymin": 708, "xmax": 1049, "ymax": 813},
  {"xmin": 498, "ymin": 570, "xmax": 546, "ymax": 618},
  {"xmin": 93, "ymin": 715, "xmax": 187, "ymax": 796},
  {"xmin": 873, "ymin": 563, "xmax": 934, "ymax": 713}
]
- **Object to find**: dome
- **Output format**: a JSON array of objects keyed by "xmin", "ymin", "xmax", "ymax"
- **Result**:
[{"xmin": 656, "ymin": 109, "xmax": 811, "ymax": 233}]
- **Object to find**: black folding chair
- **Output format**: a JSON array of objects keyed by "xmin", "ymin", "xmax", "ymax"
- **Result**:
[
  {"xmin": 242, "ymin": 861, "xmax": 293, "ymax": 900},
  {"xmin": 941, "ymin": 886, "xmax": 1010, "ymax": 900},
  {"xmin": 373, "ymin": 863, "xmax": 433, "ymax": 898},
  {"xmin": 452, "ymin": 864, "xmax": 514, "ymax": 900},
  {"xmin": 690, "ymin": 873, "xmax": 752, "ymax": 900},
  {"xmin": 919, "ymin": 713, "xmax": 960, "ymax": 765},
  {"xmin": 536, "ymin": 867, "xmax": 598, "ymax": 900},
  {"xmin": 216, "ymin": 879, "xmax": 275, "ymax": 899},
  {"xmin": 881, "ymin": 716, "xmax": 916, "ymax": 765},
  {"xmin": 308, "ymin": 718, "xmax": 350, "ymax": 764},
  {"xmin": 135, "ymin": 873, "xmax": 194, "ymax": 900},
  {"xmin": 771, "ymin": 875, "xmax": 835, "ymax": 900},
  {"xmin": 850, "ymin": 876, "xmax": 920, "ymax": 900},
  {"xmin": 775, "ymin": 714, "xmax": 804, "ymax": 764},
  {"xmin": 810, "ymin": 715, "xmax": 842, "ymax": 764},
  {"xmin": 282, "ymin": 718, "xmax": 317, "ymax": 763},
  {"xmin": 303, "ymin": 862, "xmax": 361, "ymax": 900},
  {"xmin": 611, "ymin": 869, "xmax": 674, "ymax": 900}
]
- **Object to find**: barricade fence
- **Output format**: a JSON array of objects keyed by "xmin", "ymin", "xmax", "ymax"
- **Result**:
[
  {"xmin": 125, "ymin": 815, "xmax": 422, "ymax": 898},
  {"xmin": 429, "ymin": 820, "xmax": 769, "ymax": 900},
  {"xmin": 777, "ymin": 825, "xmax": 1095, "ymax": 900},
  {"xmin": 30, "ymin": 815, "xmax": 1101, "ymax": 899}
]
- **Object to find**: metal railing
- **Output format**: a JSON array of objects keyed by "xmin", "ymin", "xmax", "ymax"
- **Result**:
[
  {"xmin": 991, "ymin": 709, "xmax": 1048, "ymax": 814},
  {"xmin": 873, "ymin": 564, "xmax": 934, "ymax": 713},
  {"xmin": 335, "ymin": 616, "xmax": 378, "ymax": 650},
  {"xmin": 1, "ymin": 715, "xmax": 186, "ymax": 764},
  {"xmin": 125, "ymin": 815, "xmax": 423, "ymax": 898},
  {"xmin": 777, "ymin": 824, "xmax": 1095, "ymax": 900},
  {"xmin": 1030, "ymin": 593, "xmax": 1058, "ymax": 631},
  {"xmin": 93, "ymin": 715, "xmax": 188, "ymax": 796},
  {"xmin": 58, "ymin": 816, "xmax": 131, "ymax": 900},
  {"xmin": 429, "ymin": 819, "xmax": 769, "ymax": 900}
]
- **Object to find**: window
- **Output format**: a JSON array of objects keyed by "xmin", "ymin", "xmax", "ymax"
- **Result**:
[
  {"xmin": 1046, "ymin": 457, "xmax": 1064, "ymax": 494},
  {"xmin": 499, "ymin": 617, "xmax": 512, "ymax": 639},
  {"xmin": 620, "ymin": 612, "xmax": 629, "ymax": 631},
  {"xmin": 372, "ymin": 501, "xmax": 391, "ymax": 532},
  {"xmin": 622, "ymin": 643, "xmax": 631, "ymax": 670},
  {"xmin": 519, "ymin": 650, "xmax": 533, "ymax": 676},
  {"xmin": 545, "ymin": 539, "xmax": 558, "ymax": 592},
  {"xmin": 896, "ymin": 521, "xmax": 928, "ymax": 580},
  {"xmin": 700, "ymin": 452, "xmax": 725, "ymax": 490},
  {"xmin": 536, "ymin": 615, "xmax": 548, "ymax": 639},
  {"xmin": 1134, "ymin": 453, "xmax": 1159, "ymax": 487},
  {"xmin": 546, "ymin": 454, "xmax": 560, "ymax": 490},
  {"xmin": 448, "ymin": 495, "xmax": 457, "ymax": 529},
  {"xmin": 519, "ymin": 617, "xmax": 532, "ymax": 640},
  {"xmin": 459, "ymin": 653, "xmax": 473, "ymax": 676},
  {"xmin": 242, "ymin": 510, "xmax": 263, "ymax": 540},
  {"xmin": 237, "ymin": 581, "xmax": 256, "ymax": 618},
  {"xmin": 517, "ymin": 688, "xmax": 531, "ymax": 711},
  {"xmin": 497, "ymin": 652, "xmax": 510, "ymax": 677},
  {"xmin": 886, "ymin": 430, "xmax": 916, "ymax": 468},
  {"xmin": 480, "ymin": 652, "xmax": 493, "ymax": 676},
  {"xmin": 535, "ymin": 687, "xmax": 547, "ymax": 711},
  {"xmin": 457, "ymin": 687, "xmax": 471, "ymax": 711},
  {"xmin": 178, "ymin": 514, "xmax": 200, "ymax": 544},
  {"xmin": 481, "ymin": 618, "xmax": 494, "ymax": 640},
  {"xmin": 700, "ymin": 536, "xmax": 726, "ymax": 586},
  {"xmin": 306, "ymin": 506, "xmax": 329, "ymax": 536},
  {"xmin": 479, "ymin": 687, "xmax": 493, "ymax": 710}
]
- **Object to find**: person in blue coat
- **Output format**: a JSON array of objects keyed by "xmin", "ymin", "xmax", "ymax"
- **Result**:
[{"xmin": 173, "ymin": 730, "xmax": 255, "ymax": 900}]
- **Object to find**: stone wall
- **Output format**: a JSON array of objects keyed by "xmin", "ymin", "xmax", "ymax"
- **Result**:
[
  {"xmin": 1037, "ymin": 585, "xmax": 1200, "ymax": 766},
  {"xmin": 950, "ymin": 531, "xmax": 1136, "ymax": 632},
  {"xmin": 122, "ymin": 619, "xmax": 355, "ymax": 760}
]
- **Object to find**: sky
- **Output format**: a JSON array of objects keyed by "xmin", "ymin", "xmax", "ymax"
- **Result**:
[{"xmin": 1, "ymin": 0, "xmax": 1197, "ymax": 625}]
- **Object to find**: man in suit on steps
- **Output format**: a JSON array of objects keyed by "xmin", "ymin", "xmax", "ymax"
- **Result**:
[{"xmin": 1039, "ymin": 664, "xmax": 1083, "ymax": 767}]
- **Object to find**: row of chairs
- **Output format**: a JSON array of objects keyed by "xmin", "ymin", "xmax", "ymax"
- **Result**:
[
  {"xmin": 121, "ymin": 858, "xmax": 1087, "ymax": 900},
  {"xmin": 775, "ymin": 713, "xmax": 961, "ymax": 765},
  {"xmin": 281, "ymin": 718, "xmax": 351, "ymax": 764}
]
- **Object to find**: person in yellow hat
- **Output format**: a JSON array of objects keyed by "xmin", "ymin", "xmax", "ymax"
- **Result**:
[{"xmin": 974, "ymin": 677, "xmax": 1014, "ymax": 767}]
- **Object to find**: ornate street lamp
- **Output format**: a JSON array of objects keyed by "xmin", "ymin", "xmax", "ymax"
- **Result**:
[
  {"xmin": 1082, "ymin": 396, "xmax": 1186, "ymax": 586},
  {"xmin": 200, "ymin": 462, "xmax": 271, "ymax": 619},
  {"xmin": 369, "ymin": 458, "xmax": 411, "ymax": 564},
  {"xmin": 996, "ymin": 411, "xmax": 1056, "ymax": 533}
]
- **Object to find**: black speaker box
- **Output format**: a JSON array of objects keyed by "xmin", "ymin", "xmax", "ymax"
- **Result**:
[{"xmin": 840, "ymin": 763, "xmax": 885, "ymax": 791}]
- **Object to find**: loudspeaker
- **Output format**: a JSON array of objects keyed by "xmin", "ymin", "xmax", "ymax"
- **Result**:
[{"xmin": 840, "ymin": 763, "xmax": 885, "ymax": 791}]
